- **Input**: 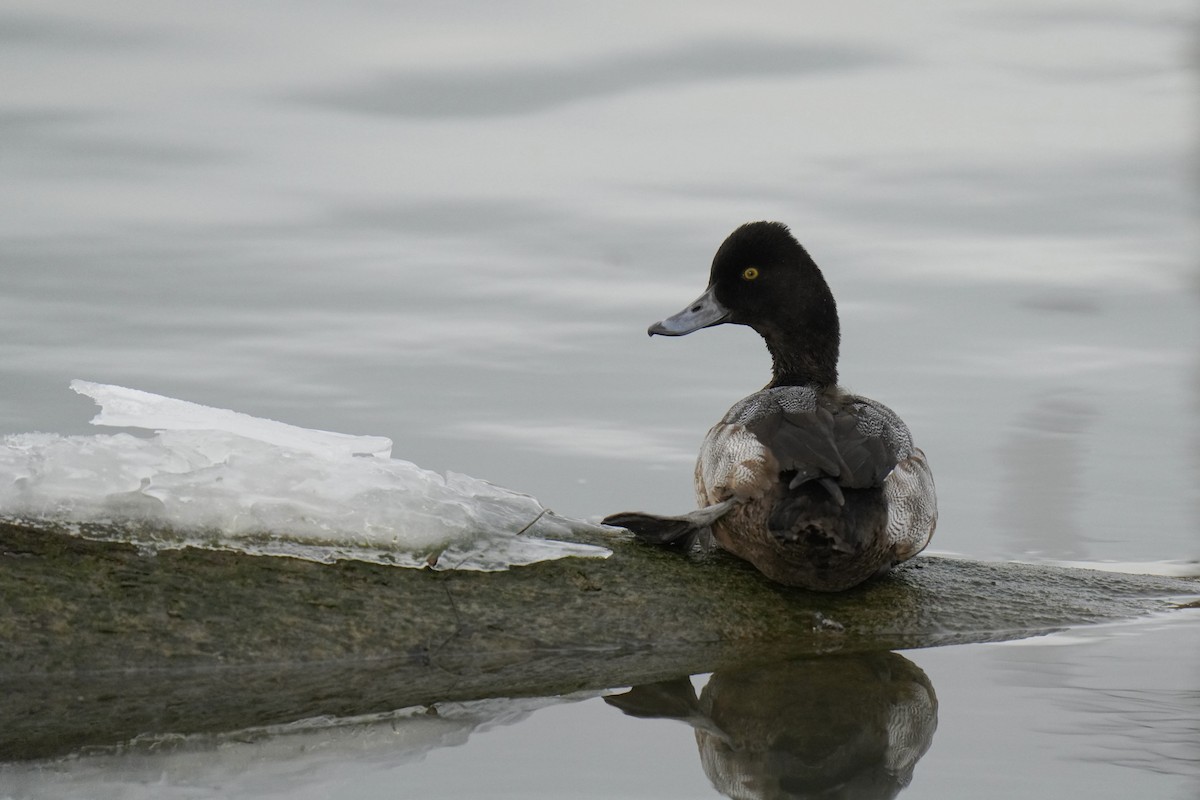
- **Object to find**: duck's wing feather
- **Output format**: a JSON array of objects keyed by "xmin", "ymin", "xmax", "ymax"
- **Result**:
[
  {"xmin": 732, "ymin": 392, "xmax": 898, "ymax": 550},
  {"xmin": 745, "ymin": 399, "xmax": 896, "ymax": 491}
]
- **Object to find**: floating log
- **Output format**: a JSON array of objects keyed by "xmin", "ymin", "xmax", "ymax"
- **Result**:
[{"xmin": 0, "ymin": 519, "xmax": 1195, "ymax": 761}]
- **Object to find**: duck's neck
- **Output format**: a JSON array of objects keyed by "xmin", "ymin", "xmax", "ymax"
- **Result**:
[
  {"xmin": 760, "ymin": 310, "xmax": 840, "ymax": 390},
  {"xmin": 764, "ymin": 340, "xmax": 839, "ymax": 389}
]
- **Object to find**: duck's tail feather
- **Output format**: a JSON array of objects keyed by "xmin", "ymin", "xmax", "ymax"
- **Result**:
[
  {"xmin": 603, "ymin": 678, "xmax": 699, "ymax": 720},
  {"xmin": 604, "ymin": 679, "xmax": 733, "ymax": 743},
  {"xmin": 601, "ymin": 511, "xmax": 700, "ymax": 545},
  {"xmin": 602, "ymin": 499, "xmax": 736, "ymax": 549}
]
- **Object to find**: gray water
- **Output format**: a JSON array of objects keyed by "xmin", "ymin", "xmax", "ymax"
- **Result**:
[{"xmin": 2, "ymin": 1, "xmax": 1198, "ymax": 797}]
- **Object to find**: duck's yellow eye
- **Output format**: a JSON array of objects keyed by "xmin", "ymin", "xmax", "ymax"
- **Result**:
[{"xmin": 742, "ymin": 267, "xmax": 759, "ymax": 281}]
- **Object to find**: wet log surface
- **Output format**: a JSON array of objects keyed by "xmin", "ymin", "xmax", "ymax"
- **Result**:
[{"xmin": 1, "ymin": 519, "xmax": 1196, "ymax": 761}]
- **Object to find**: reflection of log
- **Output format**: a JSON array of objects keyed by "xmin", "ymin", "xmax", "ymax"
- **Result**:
[{"xmin": 1, "ymin": 519, "xmax": 1195, "ymax": 761}]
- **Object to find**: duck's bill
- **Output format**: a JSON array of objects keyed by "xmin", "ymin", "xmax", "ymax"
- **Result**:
[{"xmin": 648, "ymin": 285, "xmax": 730, "ymax": 336}]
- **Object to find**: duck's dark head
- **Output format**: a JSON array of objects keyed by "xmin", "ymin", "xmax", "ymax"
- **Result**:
[{"xmin": 649, "ymin": 221, "xmax": 840, "ymax": 389}]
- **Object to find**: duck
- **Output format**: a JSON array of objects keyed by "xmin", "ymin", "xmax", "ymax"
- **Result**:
[{"xmin": 603, "ymin": 221, "xmax": 936, "ymax": 591}]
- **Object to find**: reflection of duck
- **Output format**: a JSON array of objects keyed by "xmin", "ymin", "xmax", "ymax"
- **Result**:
[
  {"xmin": 604, "ymin": 222, "xmax": 936, "ymax": 590},
  {"xmin": 606, "ymin": 652, "xmax": 938, "ymax": 800}
]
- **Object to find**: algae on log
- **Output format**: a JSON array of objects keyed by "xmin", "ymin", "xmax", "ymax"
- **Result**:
[{"xmin": 0, "ymin": 519, "xmax": 1196, "ymax": 761}]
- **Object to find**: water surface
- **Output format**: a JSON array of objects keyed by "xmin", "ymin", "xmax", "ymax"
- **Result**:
[{"xmin": 1, "ymin": 1, "xmax": 1197, "ymax": 797}]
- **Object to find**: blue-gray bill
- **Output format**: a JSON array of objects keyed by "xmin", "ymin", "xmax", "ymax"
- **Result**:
[{"xmin": 647, "ymin": 285, "xmax": 730, "ymax": 336}]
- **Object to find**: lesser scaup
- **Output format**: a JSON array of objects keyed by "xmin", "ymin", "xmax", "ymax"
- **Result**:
[{"xmin": 604, "ymin": 221, "xmax": 937, "ymax": 591}]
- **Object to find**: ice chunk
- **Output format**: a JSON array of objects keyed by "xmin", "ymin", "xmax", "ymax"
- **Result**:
[
  {"xmin": 70, "ymin": 380, "xmax": 394, "ymax": 459},
  {"xmin": 0, "ymin": 382, "xmax": 611, "ymax": 570}
]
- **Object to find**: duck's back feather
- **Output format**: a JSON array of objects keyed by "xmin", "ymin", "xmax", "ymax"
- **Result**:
[
  {"xmin": 694, "ymin": 387, "xmax": 930, "ymax": 590},
  {"xmin": 751, "ymin": 404, "xmax": 893, "ymax": 491},
  {"xmin": 697, "ymin": 388, "xmax": 904, "ymax": 502}
]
